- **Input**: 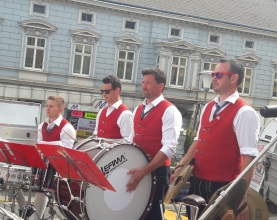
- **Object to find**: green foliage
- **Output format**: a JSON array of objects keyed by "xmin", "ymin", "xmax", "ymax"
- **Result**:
[{"xmin": 183, "ymin": 129, "xmax": 197, "ymax": 154}]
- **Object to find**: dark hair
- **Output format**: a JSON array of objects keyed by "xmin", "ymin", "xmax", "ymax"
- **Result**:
[
  {"xmin": 102, "ymin": 75, "xmax": 122, "ymax": 90},
  {"xmin": 219, "ymin": 58, "xmax": 244, "ymax": 86},
  {"xmin": 142, "ymin": 68, "xmax": 166, "ymax": 88}
]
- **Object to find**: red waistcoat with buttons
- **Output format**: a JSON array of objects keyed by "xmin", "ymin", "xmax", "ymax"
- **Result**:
[
  {"xmin": 97, "ymin": 104, "xmax": 128, "ymax": 139},
  {"xmin": 193, "ymin": 98, "xmax": 247, "ymax": 182},
  {"xmin": 133, "ymin": 100, "xmax": 173, "ymax": 166},
  {"xmin": 41, "ymin": 118, "xmax": 68, "ymax": 141}
]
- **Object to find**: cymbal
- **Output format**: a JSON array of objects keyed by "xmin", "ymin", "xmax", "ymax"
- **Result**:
[
  {"xmin": 199, "ymin": 178, "xmax": 247, "ymax": 220},
  {"xmin": 247, "ymin": 187, "xmax": 269, "ymax": 220},
  {"xmin": 163, "ymin": 159, "xmax": 195, "ymax": 205}
]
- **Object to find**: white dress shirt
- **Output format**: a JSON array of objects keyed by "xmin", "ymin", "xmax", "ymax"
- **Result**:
[
  {"xmin": 195, "ymin": 91, "xmax": 260, "ymax": 156},
  {"xmin": 37, "ymin": 115, "xmax": 76, "ymax": 148},
  {"xmin": 128, "ymin": 95, "xmax": 183, "ymax": 159},
  {"xmin": 93, "ymin": 100, "xmax": 133, "ymax": 140}
]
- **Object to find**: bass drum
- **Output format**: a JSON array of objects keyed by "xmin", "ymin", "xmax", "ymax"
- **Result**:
[{"xmin": 54, "ymin": 137, "xmax": 156, "ymax": 220}]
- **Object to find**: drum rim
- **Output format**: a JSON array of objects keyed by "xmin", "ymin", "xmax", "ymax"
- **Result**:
[{"xmin": 55, "ymin": 139, "xmax": 156, "ymax": 220}]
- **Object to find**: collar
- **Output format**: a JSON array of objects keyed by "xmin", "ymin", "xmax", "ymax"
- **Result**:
[
  {"xmin": 45, "ymin": 115, "xmax": 63, "ymax": 126},
  {"xmin": 214, "ymin": 91, "xmax": 239, "ymax": 105},
  {"xmin": 106, "ymin": 100, "xmax": 122, "ymax": 109},
  {"xmin": 142, "ymin": 94, "xmax": 164, "ymax": 107}
]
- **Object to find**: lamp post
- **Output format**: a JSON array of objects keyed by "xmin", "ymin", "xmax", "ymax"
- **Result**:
[{"xmin": 199, "ymin": 70, "xmax": 213, "ymax": 103}]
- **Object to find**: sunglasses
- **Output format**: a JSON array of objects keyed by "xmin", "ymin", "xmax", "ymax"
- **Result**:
[
  {"xmin": 211, "ymin": 72, "xmax": 235, "ymax": 79},
  {"xmin": 100, "ymin": 89, "xmax": 115, "ymax": 94}
]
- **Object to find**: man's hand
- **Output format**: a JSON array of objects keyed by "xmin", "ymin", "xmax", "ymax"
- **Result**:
[
  {"xmin": 170, "ymin": 166, "xmax": 183, "ymax": 184},
  {"xmin": 126, "ymin": 168, "xmax": 147, "ymax": 192}
]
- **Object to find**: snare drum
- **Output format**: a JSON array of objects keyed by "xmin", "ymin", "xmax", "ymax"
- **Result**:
[
  {"xmin": 54, "ymin": 138, "xmax": 156, "ymax": 220},
  {"xmin": 0, "ymin": 163, "xmax": 31, "ymax": 185}
]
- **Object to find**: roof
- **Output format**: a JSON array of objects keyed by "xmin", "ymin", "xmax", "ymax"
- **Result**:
[{"xmin": 113, "ymin": 0, "xmax": 277, "ymax": 31}]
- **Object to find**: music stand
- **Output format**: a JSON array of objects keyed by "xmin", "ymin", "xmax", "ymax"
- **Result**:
[
  {"xmin": 0, "ymin": 141, "xmax": 47, "ymax": 168},
  {"xmin": 0, "ymin": 141, "xmax": 47, "ymax": 218},
  {"xmin": 36, "ymin": 143, "xmax": 115, "ymax": 192}
]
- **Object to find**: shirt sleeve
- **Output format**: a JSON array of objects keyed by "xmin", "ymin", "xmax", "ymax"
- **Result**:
[
  {"xmin": 126, "ymin": 107, "xmax": 138, "ymax": 143},
  {"xmin": 60, "ymin": 123, "xmax": 76, "ymax": 148},
  {"xmin": 93, "ymin": 109, "xmax": 103, "ymax": 135},
  {"xmin": 160, "ymin": 106, "xmax": 183, "ymax": 159},
  {"xmin": 234, "ymin": 106, "xmax": 260, "ymax": 156},
  {"xmin": 117, "ymin": 110, "xmax": 133, "ymax": 140}
]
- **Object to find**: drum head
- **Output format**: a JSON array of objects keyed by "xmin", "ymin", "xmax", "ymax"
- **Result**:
[{"xmin": 86, "ymin": 144, "xmax": 155, "ymax": 220}]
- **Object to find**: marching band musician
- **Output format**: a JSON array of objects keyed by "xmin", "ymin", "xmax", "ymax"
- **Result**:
[
  {"xmin": 93, "ymin": 75, "xmax": 133, "ymax": 140},
  {"xmin": 14, "ymin": 95, "xmax": 77, "ymax": 220},
  {"xmin": 126, "ymin": 68, "xmax": 183, "ymax": 220},
  {"xmin": 172, "ymin": 59, "xmax": 260, "ymax": 220}
]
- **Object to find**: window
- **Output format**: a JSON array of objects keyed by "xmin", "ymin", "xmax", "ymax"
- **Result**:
[
  {"xmin": 78, "ymin": 10, "xmax": 96, "ymax": 26},
  {"xmin": 30, "ymin": 1, "xmax": 49, "ymax": 18},
  {"xmin": 170, "ymin": 56, "xmax": 187, "ymax": 86},
  {"xmin": 171, "ymin": 28, "xmax": 181, "ymax": 37},
  {"xmin": 168, "ymin": 25, "xmax": 183, "ymax": 39},
  {"xmin": 116, "ymin": 51, "xmax": 134, "ymax": 81},
  {"xmin": 125, "ymin": 21, "xmax": 136, "ymax": 30},
  {"xmin": 203, "ymin": 62, "xmax": 217, "ymax": 89},
  {"xmin": 82, "ymin": 13, "xmax": 92, "ymax": 22},
  {"xmin": 208, "ymin": 32, "xmax": 222, "ymax": 46},
  {"xmin": 238, "ymin": 68, "xmax": 252, "ymax": 94},
  {"xmin": 33, "ymin": 4, "xmax": 45, "ymax": 14},
  {"xmin": 72, "ymin": 44, "xmax": 93, "ymax": 75},
  {"xmin": 273, "ymin": 72, "xmax": 277, "ymax": 97},
  {"xmin": 210, "ymin": 35, "xmax": 219, "ymax": 43},
  {"xmin": 156, "ymin": 55, "xmax": 160, "ymax": 68},
  {"xmin": 24, "ymin": 36, "xmax": 46, "ymax": 70},
  {"xmin": 243, "ymin": 39, "xmax": 256, "ymax": 51},
  {"xmin": 122, "ymin": 18, "xmax": 139, "ymax": 34}
]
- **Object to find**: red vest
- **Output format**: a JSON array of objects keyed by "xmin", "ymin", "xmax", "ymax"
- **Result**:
[
  {"xmin": 133, "ymin": 100, "xmax": 172, "ymax": 166},
  {"xmin": 41, "ymin": 118, "xmax": 68, "ymax": 141},
  {"xmin": 194, "ymin": 98, "xmax": 247, "ymax": 182},
  {"xmin": 97, "ymin": 104, "xmax": 128, "ymax": 139}
]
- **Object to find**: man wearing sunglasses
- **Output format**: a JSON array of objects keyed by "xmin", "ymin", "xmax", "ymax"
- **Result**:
[
  {"xmin": 126, "ymin": 68, "xmax": 183, "ymax": 220},
  {"xmin": 93, "ymin": 75, "xmax": 132, "ymax": 140},
  {"xmin": 172, "ymin": 58, "xmax": 260, "ymax": 220}
]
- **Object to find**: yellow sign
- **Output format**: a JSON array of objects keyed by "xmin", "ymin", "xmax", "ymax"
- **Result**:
[
  {"xmin": 84, "ymin": 112, "xmax": 97, "ymax": 120},
  {"xmin": 76, "ymin": 130, "xmax": 93, "ymax": 139}
]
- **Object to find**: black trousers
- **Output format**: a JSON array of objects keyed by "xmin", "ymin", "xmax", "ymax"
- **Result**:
[
  {"xmin": 187, "ymin": 176, "xmax": 229, "ymax": 219},
  {"xmin": 144, "ymin": 166, "xmax": 170, "ymax": 220}
]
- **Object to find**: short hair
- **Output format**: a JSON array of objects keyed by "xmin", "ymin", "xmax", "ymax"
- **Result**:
[
  {"xmin": 141, "ymin": 68, "xmax": 166, "ymax": 86},
  {"xmin": 47, "ymin": 95, "xmax": 65, "ymax": 108},
  {"xmin": 219, "ymin": 58, "xmax": 244, "ymax": 86},
  {"xmin": 102, "ymin": 75, "xmax": 122, "ymax": 90}
]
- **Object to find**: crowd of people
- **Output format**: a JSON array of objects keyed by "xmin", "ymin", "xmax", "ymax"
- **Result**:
[{"xmin": 2, "ymin": 58, "xmax": 260, "ymax": 220}]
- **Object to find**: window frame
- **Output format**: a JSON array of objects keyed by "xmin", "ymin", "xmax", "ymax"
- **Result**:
[
  {"xmin": 238, "ymin": 67, "xmax": 253, "ymax": 95},
  {"xmin": 203, "ymin": 62, "xmax": 217, "ymax": 89},
  {"xmin": 273, "ymin": 71, "xmax": 277, "ymax": 98},
  {"xmin": 169, "ymin": 56, "xmax": 187, "ymax": 87},
  {"xmin": 207, "ymin": 32, "xmax": 222, "ymax": 46},
  {"xmin": 72, "ymin": 43, "xmax": 93, "ymax": 76},
  {"xmin": 122, "ymin": 18, "xmax": 139, "ymax": 34},
  {"xmin": 243, "ymin": 39, "xmax": 256, "ymax": 51},
  {"xmin": 23, "ymin": 36, "xmax": 46, "ymax": 71},
  {"xmin": 30, "ymin": 1, "xmax": 49, "ymax": 18},
  {"xmin": 116, "ymin": 50, "xmax": 135, "ymax": 82},
  {"xmin": 168, "ymin": 25, "xmax": 184, "ymax": 39},
  {"xmin": 78, "ymin": 10, "xmax": 97, "ymax": 27}
]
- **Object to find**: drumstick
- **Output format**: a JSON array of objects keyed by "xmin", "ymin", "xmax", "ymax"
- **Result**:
[{"xmin": 63, "ymin": 130, "xmax": 77, "ymax": 142}]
